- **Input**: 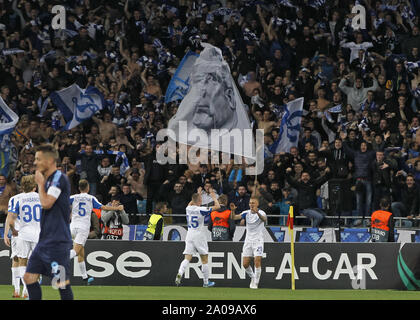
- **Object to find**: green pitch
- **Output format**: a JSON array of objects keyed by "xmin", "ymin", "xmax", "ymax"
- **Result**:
[{"xmin": 1, "ymin": 285, "xmax": 420, "ymax": 300}]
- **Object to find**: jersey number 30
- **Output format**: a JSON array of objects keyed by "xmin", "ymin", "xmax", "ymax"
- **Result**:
[
  {"xmin": 187, "ymin": 216, "xmax": 199, "ymax": 229},
  {"xmin": 22, "ymin": 204, "xmax": 41, "ymax": 222}
]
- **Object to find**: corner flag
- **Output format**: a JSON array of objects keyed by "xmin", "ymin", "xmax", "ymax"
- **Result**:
[
  {"xmin": 287, "ymin": 206, "xmax": 295, "ymax": 290},
  {"xmin": 287, "ymin": 205, "xmax": 294, "ymax": 233}
]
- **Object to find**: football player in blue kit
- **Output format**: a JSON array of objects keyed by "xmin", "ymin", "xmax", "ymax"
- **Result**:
[{"xmin": 23, "ymin": 144, "xmax": 74, "ymax": 300}]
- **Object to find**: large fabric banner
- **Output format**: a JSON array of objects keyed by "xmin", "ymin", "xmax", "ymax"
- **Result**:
[
  {"xmin": 0, "ymin": 97, "xmax": 18, "ymax": 177},
  {"xmin": 167, "ymin": 43, "xmax": 253, "ymax": 157},
  {"xmin": 164, "ymin": 50, "xmax": 199, "ymax": 103},
  {"xmin": 50, "ymin": 84, "xmax": 105, "ymax": 130},
  {"xmin": 272, "ymin": 97, "xmax": 304, "ymax": 154}
]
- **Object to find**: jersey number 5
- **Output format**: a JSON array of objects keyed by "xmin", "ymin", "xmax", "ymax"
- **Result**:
[
  {"xmin": 187, "ymin": 216, "xmax": 199, "ymax": 229},
  {"xmin": 78, "ymin": 202, "xmax": 87, "ymax": 216}
]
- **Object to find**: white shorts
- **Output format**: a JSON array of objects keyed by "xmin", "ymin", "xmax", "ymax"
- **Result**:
[
  {"xmin": 242, "ymin": 240, "xmax": 264, "ymax": 257},
  {"xmin": 16, "ymin": 238, "xmax": 37, "ymax": 259},
  {"xmin": 10, "ymin": 237, "xmax": 18, "ymax": 260},
  {"xmin": 183, "ymin": 238, "xmax": 209, "ymax": 256},
  {"xmin": 71, "ymin": 226, "xmax": 89, "ymax": 246}
]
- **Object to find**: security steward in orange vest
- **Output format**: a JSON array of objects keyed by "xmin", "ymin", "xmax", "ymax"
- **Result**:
[
  {"xmin": 208, "ymin": 194, "xmax": 236, "ymax": 241},
  {"xmin": 370, "ymin": 197, "xmax": 395, "ymax": 242}
]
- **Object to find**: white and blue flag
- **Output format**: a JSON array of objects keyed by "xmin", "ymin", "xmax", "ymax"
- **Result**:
[
  {"xmin": 50, "ymin": 84, "xmax": 105, "ymax": 130},
  {"xmin": 164, "ymin": 50, "xmax": 200, "ymax": 104},
  {"xmin": 0, "ymin": 97, "xmax": 18, "ymax": 177},
  {"xmin": 1, "ymin": 48, "xmax": 25, "ymax": 56},
  {"xmin": 271, "ymin": 97, "xmax": 304, "ymax": 154}
]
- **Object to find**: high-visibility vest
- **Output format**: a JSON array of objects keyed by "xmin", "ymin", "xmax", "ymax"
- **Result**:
[
  {"xmin": 371, "ymin": 210, "xmax": 392, "ymax": 242},
  {"xmin": 144, "ymin": 214, "xmax": 164, "ymax": 240},
  {"xmin": 210, "ymin": 209, "xmax": 231, "ymax": 241}
]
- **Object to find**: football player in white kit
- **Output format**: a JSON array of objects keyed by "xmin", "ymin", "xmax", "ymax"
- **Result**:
[
  {"xmin": 4, "ymin": 193, "xmax": 21, "ymax": 298},
  {"xmin": 69, "ymin": 179, "xmax": 123, "ymax": 284},
  {"xmin": 4, "ymin": 175, "xmax": 40, "ymax": 298},
  {"xmin": 232, "ymin": 197, "xmax": 267, "ymax": 289},
  {"xmin": 175, "ymin": 187, "xmax": 220, "ymax": 287}
]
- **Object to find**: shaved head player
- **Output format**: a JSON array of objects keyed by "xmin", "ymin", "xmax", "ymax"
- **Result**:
[{"xmin": 23, "ymin": 144, "xmax": 74, "ymax": 300}]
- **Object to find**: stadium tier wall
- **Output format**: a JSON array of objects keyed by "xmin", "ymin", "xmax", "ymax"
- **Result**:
[{"xmin": 0, "ymin": 242, "xmax": 419, "ymax": 290}]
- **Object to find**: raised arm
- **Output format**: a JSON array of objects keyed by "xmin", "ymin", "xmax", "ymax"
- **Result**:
[{"xmin": 209, "ymin": 188, "xmax": 221, "ymax": 211}]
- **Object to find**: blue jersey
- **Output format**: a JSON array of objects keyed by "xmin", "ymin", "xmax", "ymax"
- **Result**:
[{"xmin": 37, "ymin": 170, "xmax": 72, "ymax": 249}]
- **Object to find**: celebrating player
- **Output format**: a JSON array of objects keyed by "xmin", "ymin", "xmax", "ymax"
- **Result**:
[
  {"xmin": 232, "ymin": 197, "xmax": 267, "ymax": 289},
  {"xmin": 69, "ymin": 179, "xmax": 123, "ymax": 284},
  {"xmin": 6, "ymin": 175, "xmax": 40, "ymax": 298},
  {"xmin": 175, "ymin": 187, "xmax": 220, "ymax": 287},
  {"xmin": 4, "ymin": 193, "xmax": 21, "ymax": 298},
  {"xmin": 23, "ymin": 144, "xmax": 74, "ymax": 300}
]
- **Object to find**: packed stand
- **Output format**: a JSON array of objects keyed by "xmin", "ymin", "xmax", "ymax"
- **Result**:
[{"xmin": 1, "ymin": 0, "xmax": 420, "ymax": 229}]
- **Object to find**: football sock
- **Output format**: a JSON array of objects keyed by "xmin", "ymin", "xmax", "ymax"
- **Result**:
[
  {"xmin": 18, "ymin": 266, "xmax": 27, "ymax": 294},
  {"xmin": 178, "ymin": 259, "xmax": 190, "ymax": 277},
  {"xmin": 70, "ymin": 249, "xmax": 77, "ymax": 260},
  {"xmin": 78, "ymin": 261, "xmax": 88, "ymax": 279},
  {"xmin": 59, "ymin": 284, "xmax": 74, "ymax": 300},
  {"xmin": 11, "ymin": 267, "xmax": 20, "ymax": 294},
  {"xmin": 255, "ymin": 267, "xmax": 262, "ymax": 284},
  {"xmin": 201, "ymin": 263, "xmax": 209, "ymax": 285},
  {"xmin": 27, "ymin": 282, "xmax": 42, "ymax": 300},
  {"xmin": 245, "ymin": 266, "xmax": 255, "ymax": 279}
]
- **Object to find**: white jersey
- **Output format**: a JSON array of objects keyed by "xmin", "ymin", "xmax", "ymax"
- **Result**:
[
  {"xmin": 10, "ymin": 192, "xmax": 41, "ymax": 243},
  {"xmin": 241, "ymin": 209, "xmax": 266, "ymax": 242},
  {"xmin": 185, "ymin": 205, "xmax": 212, "ymax": 241},
  {"xmin": 7, "ymin": 194, "xmax": 20, "ymax": 232},
  {"xmin": 70, "ymin": 193, "xmax": 103, "ymax": 231}
]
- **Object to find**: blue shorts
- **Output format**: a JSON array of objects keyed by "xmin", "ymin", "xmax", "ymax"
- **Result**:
[{"xmin": 26, "ymin": 244, "xmax": 71, "ymax": 279}]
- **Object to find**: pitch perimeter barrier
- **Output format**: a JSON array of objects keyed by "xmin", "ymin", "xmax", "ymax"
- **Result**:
[{"xmin": 0, "ymin": 241, "xmax": 419, "ymax": 290}]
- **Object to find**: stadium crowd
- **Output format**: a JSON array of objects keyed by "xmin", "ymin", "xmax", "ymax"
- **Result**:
[{"xmin": 1, "ymin": 0, "xmax": 420, "ymax": 230}]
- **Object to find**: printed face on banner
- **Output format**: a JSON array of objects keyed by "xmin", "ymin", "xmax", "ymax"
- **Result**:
[{"xmin": 189, "ymin": 63, "xmax": 238, "ymax": 132}]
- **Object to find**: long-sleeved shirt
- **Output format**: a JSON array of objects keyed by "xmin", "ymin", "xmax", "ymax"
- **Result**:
[
  {"xmin": 339, "ymin": 78, "xmax": 378, "ymax": 111},
  {"xmin": 340, "ymin": 41, "xmax": 373, "ymax": 63}
]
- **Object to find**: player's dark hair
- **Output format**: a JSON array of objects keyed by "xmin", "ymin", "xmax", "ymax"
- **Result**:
[{"xmin": 35, "ymin": 143, "xmax": 59, "ymax": 162}]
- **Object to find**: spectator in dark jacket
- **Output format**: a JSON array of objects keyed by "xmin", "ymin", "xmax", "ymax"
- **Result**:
[
  {"xmin": 79, "ymin": 144, "xmax": 100, "ymax": 196},
  {"xmin": 159, "ymin": 180, "xmax": 192, "ymax": 224},
  {"xmin": 342, "ymin": 134, "xmax": 376, "ymax": 225},
  {"xmin": 285, "ymin": 166, "xmax": 331, "ymax": 227},
  {"xmin": 371, "ymin": 151, "xmax": 392, "ymax": 211},
  {"xmin": 139, "ymin": 143, "xmax": 167, "ymax": 215},
  {"xmin": 228, "ymin": 184, "xmax": 250, "ymax": 223},
  {"xmin": 391, "ymin": 174, "xmax": 419, "ymax": 227},
  {"xmin": 120, "ymin": 183, "xmax": 142, "ymax": 224}
]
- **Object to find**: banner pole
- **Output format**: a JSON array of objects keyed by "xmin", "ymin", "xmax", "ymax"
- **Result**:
[{"xmin": 290, "ymin": 206, "xmax": 295, "ymax": 291}]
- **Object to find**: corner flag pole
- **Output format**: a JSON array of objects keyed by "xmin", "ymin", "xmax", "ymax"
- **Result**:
[{"xmin": 287, "ymin": 206, "xmax": 295, "ymax": 290}]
